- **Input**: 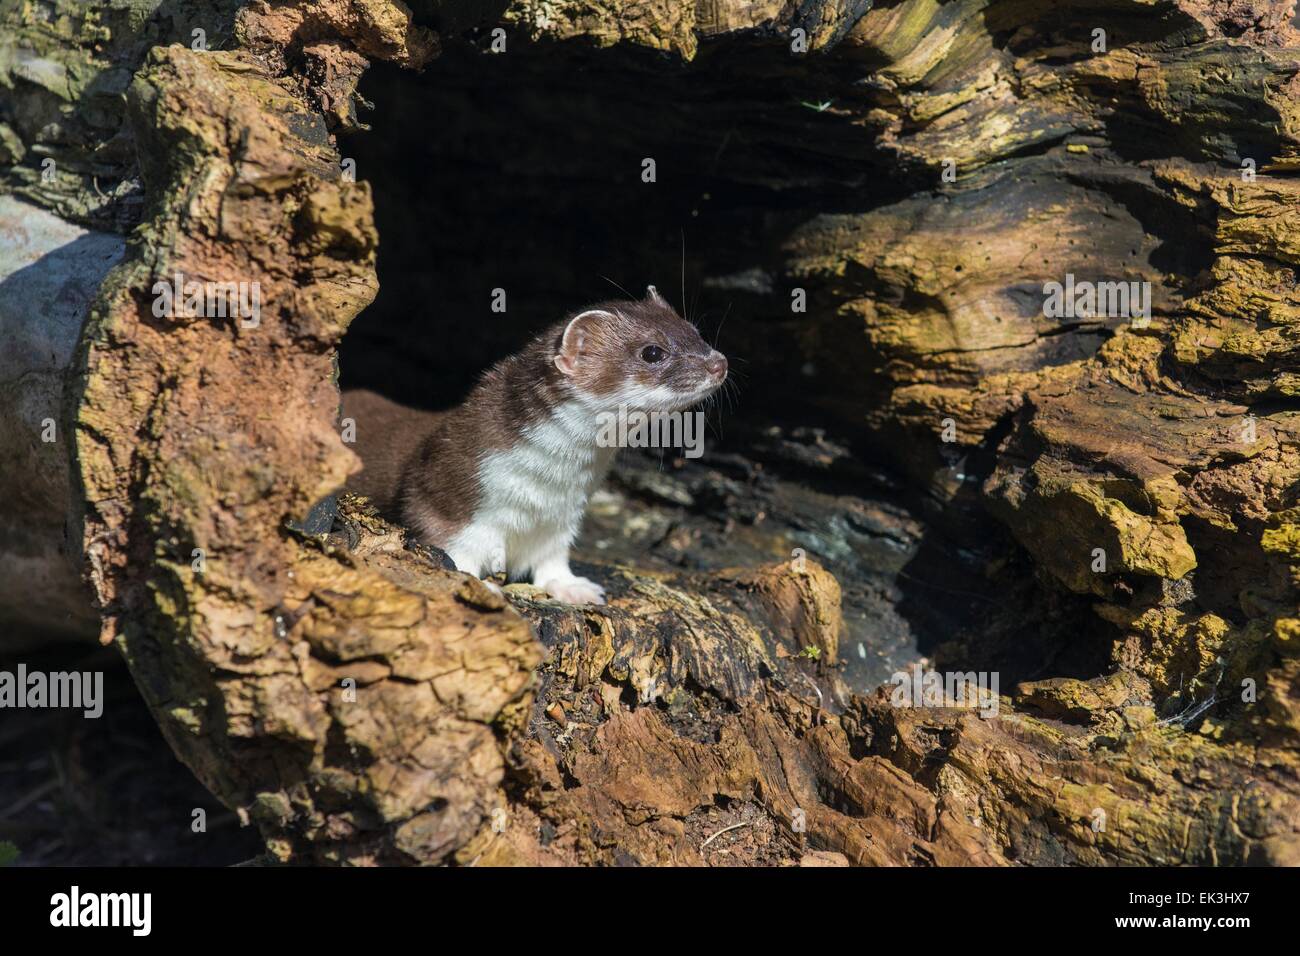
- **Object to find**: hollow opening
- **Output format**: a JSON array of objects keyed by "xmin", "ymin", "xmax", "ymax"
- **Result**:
[{"xmin": 337, "ymin": 37, "xmax": 1112, "ymax": 693}]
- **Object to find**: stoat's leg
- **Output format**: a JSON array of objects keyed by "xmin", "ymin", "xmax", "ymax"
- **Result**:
[
  {"xmin": 536, "ymin": 567, "xmax": 606, "ymax": 606},
  {"xmin": 443, "ymin": 526, "xmax": 506, "ymax": 584},
  {"xmin": 526, "ymin": 534, "xmax": 605, "ymax": 606}
]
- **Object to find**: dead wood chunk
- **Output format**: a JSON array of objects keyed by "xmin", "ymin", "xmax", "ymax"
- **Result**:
[{"xmin": 799, "ymin": 850, "xmax": 850, "ymax": 867}]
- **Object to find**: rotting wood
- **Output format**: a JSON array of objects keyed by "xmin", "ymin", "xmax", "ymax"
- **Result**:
[{"xmin": 0, "ymin": 0, "xmax": 1296, "ymax": 865}]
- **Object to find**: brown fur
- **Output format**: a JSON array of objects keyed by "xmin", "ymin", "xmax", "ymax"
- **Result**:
[{"xmin": 339, "ymin": 389, "xmax": 441, "ymax": 515}]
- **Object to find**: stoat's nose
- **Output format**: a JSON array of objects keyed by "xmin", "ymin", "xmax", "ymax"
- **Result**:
[{"xmin": 706, "ymin": 351, "xmax": 728, "ymax": 379}]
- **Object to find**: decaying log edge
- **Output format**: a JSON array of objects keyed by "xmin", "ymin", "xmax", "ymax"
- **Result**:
[{"xmin": 0, "ymin": 0, "xmax": 1294, "ymax": 864}]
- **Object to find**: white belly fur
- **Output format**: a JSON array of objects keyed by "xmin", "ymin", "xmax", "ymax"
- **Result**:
[{"xmin": 442, "ymin": 400, "xmax": 617, "ymax": 581}]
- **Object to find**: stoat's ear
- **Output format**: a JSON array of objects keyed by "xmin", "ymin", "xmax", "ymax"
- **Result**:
[
  {"xmin": 646, "ymin": 284, "xmax": 669, "ymax": 308},
  {"xmin": 555, "ymin": 309, "xmax": 611, "ymax": 376}
]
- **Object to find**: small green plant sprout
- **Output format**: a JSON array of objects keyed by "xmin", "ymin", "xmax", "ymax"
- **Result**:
[{"xmin": 797, "ymin": 645, "xmax": 821, "ymax": 661}]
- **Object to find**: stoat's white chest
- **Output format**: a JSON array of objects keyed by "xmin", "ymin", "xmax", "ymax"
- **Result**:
[{"xmin": 450, "ymin": 400, "xmax": 618, "ymax": 576}]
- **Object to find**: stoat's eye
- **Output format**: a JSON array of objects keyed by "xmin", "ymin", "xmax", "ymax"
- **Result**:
[{"xmin": 640, "ymin": 345, "xmax": 667, "ymax": 364}]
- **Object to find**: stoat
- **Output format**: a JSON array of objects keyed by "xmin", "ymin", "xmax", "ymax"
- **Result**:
[{"xmin": 342, "ymin": 286, "xmax": 728, "ymax": 604}]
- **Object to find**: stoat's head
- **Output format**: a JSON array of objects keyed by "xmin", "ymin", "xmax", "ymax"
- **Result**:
[{"xmin": 552, "ymin": 286, "xmax": 728, "ymax": 413}]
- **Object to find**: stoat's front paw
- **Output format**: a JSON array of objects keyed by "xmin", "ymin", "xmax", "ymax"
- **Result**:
[{"xmin": 539, "ymin": 575, "xmax": 606, "ymax": 606}]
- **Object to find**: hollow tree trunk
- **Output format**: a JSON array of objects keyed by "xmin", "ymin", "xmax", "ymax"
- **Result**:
[{"xmin": 1, "ymin": 0, "xmax": 1298, "ymax": 866}]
